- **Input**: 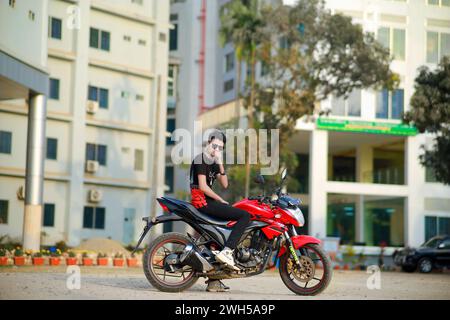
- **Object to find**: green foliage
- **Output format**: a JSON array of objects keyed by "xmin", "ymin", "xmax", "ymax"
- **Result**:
[
  {"xmin": 97, "ymin": 252, "xmax": 107, "ymax": 258},
  {"xmin": 0, "ymin": 248, "xmax": 6, "ymax": 257},
  {"xmin": 404, "ymin": 56, "xmax": 450, "ymax": 185},
  {"xmin": 13, "ymin": 247, "xmax": 24, "ymax": 257},
  {"xmin": 114, "ymin": 252, "xmax": 124, "ymax": 259}
]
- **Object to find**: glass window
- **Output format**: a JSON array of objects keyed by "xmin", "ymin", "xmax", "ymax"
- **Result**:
[
  {"xmin": 391, "ymin": 89, "xmax": 404, "ymax": 119},
  {"xmin": 224, "ymin": 79, "xmax": 234, "ymax": 92},
  {"xmin": 438, "ymin": 217, "xmax": 450, "ymax": 236},
  {"xmin": 364, "ymin": 197, "xmax": 404, "ymax": 247},
  {"xmin": 97, "ymin": 145, "xmax": 107, "ymax": 166},
  {"xmin": 427, "ymin": 31, "xmax": 439, "ymax": 63},
  {"xmin": 377, "ymin": 27, "xmax": 390, "ymax": 50},
  {"xmin": 0, "ymin": 200, "xmax": 8, "ymax": 224},
  {"xmin": 440, "ymin": 33, "xmax": 450, "ymax": 60},
  {"xmin": 83, "ymin": 206, "xmax": 94, "ymax": 228},
  {"xmin": 393, "ymin": 29, "xmax": 405, "ymax": 60},
  {"xmin": 0, "ymin": 131, "xmax": 12, "ymax": 154},
  {"xmin": 166, "ymin": 119, "xmax": 176, "ymax": 145},
  {"xmin": 99, "ymin": 88, "xmax": 108, "ymax": 109},
  {"xmin": 90, "ymin": 28, "xmax": 99, "ymax": 48},
  {"xmin": 43, "ymin": 203, "xmax": 55, "ymax": 227},
  {"xmin": 327, "ymin": 194, "xmax": 356, "ymax": 244},
  {"xmin": 46, "ymin": 138, "xmax": 58, "ymax": 160},
  {"xmin": 376, "ymin": 89, "xmax": 389, "ymax": 119},
  {"xmin": 134, "ymin": 149, "xmax": 144, "ymax": 171},
  {"xmin": 331, "ymin": 95, "xmax": 345, "ymax": 116},
  {"xmin": 425, "ymin": 216, "xmax": 450, "ymax": 241},
  {"xmin": 225, "ymin": 52, "xmax": 235, "ymax": 72},
  {"xmin": 170, "ymin": 24, "xmax": 178, "ymax": 51},
  {"xmin": 49, "ymin": 78, "xmax": 60, "ymax": 100},
  {"xmin": 165, "ymin": 166, "xmax": 174, "ymax": 193},
  {"xmin": 95, "ymin": 207, "xmax": 105, "ymax": 229},
  {"xmin": 88, "ymin": 85, "xmax": 98, "ymax": 101},
  {"xmin": 101, "ymin": 31, "xmax": 110, "ymax": 51},
  {"xmin": 50, "ymin": 17, "xmax": 62, "ymax": 39},
  {"xmin": 347, "ymin": 90, "xmax": 361, "ymax": 116},
  {"xmin": 86, "ymin": 143, "xmax": 96, "ymax": 161}
]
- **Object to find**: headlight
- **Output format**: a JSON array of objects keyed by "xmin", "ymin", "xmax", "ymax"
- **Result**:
[{"xmin": 286, "ymin": 207, "xmax": 304, "ymax": 226}]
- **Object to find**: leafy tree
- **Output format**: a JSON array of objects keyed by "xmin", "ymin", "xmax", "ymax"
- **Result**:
[{"xmin": 404, "ymin": 56, "xmax": 450, "ymax": 185}]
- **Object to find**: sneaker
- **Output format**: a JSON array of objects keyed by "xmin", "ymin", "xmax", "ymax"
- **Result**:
[
  {"xmin": 214, "ymin": 248, "xmax": 240, "ymax": 271},
  {"xmin": 205, "ymin": 279, "xmax": 230, "ymax": 292}
]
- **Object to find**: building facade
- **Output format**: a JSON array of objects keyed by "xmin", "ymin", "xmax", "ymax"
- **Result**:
[{"xmin": 0, "ymin": 0, "xmax": 170, "ymax": 247}]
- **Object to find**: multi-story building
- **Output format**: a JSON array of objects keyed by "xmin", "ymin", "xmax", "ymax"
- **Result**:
[
  {"xmin": 196, "ymin": 0, "xmax": 450, "ymax": 252},
  {"xmin": 0, "ymin": 0, "xmax": 170, "ymax": 247}
]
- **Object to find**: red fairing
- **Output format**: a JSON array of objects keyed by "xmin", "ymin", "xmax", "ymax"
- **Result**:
[
  {"xmin": 233, "ymin": 198, "xmax": 274, "ymax": 219},
  {"xmin": 277, "ymin": 235, "xmax": 322, "ymax": 257}
]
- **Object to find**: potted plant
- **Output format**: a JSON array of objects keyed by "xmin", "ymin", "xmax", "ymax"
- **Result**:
[
  {"xmin": 49, "ymin": 248, "xmax": 61, "ymax": 266},
  {"xmin": 82, "ymin": 252, "xmax": 93, "ymax": 266},
  {"xmin": 66, "ymin": 251, "xmax": 78, "ymax": 266},
  {"xmin": 32, "ymin": 251, "xmax": 45, "ymax": 266},
  {"xmin": 127, "ymin": 253, "xmax": 137, "ymax": 267},
  {"xmin": 13, "ymin": 247, "xmax": 25, "ymax": 266},
  {"xmin": 0, "ymin": 248, "xmax": 8, "ymax": 266},
  {"xmin": 113, "ymin": 252, "xmax": 124, "ymax": 267},
  {"xmin": 97, "ymin": 252, "xmax": 108, "ymax": 266}
]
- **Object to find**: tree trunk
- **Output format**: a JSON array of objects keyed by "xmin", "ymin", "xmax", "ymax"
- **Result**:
[{"xmin": 244, "ymin": 48, "xmax": 256, "ymax": 198}]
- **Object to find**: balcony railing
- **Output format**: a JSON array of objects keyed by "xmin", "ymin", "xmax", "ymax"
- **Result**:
[{"xmin": 363, "ymin": 167, "xmax": 404, "ymax": 185}]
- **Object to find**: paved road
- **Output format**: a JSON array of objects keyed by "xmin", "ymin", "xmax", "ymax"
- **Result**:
[{"xmin": 0, "ymin": 266, "xmax": 449, "ymax": 300}]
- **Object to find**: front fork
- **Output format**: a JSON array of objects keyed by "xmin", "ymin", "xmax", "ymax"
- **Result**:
[{"xmin": 284, "ymin": 227, "xmax": 302, "ymax": 267}]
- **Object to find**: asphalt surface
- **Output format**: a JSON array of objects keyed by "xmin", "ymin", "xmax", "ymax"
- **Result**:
[{"xmin": 0, "ymin": 266, "xmax": 449, "ymax": 300}]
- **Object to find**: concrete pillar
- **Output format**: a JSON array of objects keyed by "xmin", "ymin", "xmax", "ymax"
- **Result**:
[
  {"xmin": 405, "ymin": 135, "xmax": 425, "ymax": 247},
  {"xmin": 23, "ymin": 93, "xmax": 47, "ymax": 251},
  {"xmin": 309, "ymin": 130, "xmax": 328, "ymax": 239},
  {"xmin": 355, "ymin": 195, "xmax": 365, "ymax": 243},
  {"xmin": 356, "ymin": 144, "xmax": 373, "ymax": 183}
]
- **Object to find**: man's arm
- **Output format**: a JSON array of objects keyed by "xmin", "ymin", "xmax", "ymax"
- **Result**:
[
  {"xmin": 216, "ymin": 164, "xmax": 228, "ymax": 189},
  {"xmin": 198, "ymin": 174, "xmax": 228, "ymax": 204}
]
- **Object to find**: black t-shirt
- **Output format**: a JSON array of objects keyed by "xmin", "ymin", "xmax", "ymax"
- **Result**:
[{"xmin": 190, "ymin": 153, "xmax": 221, "ymax": 189}]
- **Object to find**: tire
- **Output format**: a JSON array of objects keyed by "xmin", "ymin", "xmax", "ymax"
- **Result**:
[
  {"xmin": 279, "ymin": 243, "xmax": 332, "ymax": 296},
  {"xmin": 418, "ymin": 257, "xmax": 433, "ymax": 273},
  {"xmin": 143, "ymin": 232, "xmax": 199, "ymax": 293},
  {"xmin": 401, "ymin": 265, "xmax": 416, "ymax": 273}
]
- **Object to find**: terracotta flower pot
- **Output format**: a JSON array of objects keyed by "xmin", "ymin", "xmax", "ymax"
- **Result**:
[
  {"xmin": 82, "ymin": 258, "xmax": 93, "ymax": 266},
  {"xmin": 113, "ymin": 258, "xmax": 124, "ymax": 267},
  {"xmin": 32, "ymin": 257, "xmax": 45, "ymax": 266},
  {"xmin": 343, "ymin": 264, "xmax": 350, "ymax": 270},
  {"xmin": 49, "ymin": 257, "xmax": 60, "ymax": 266},
  {"xmin": 14, "ymin": 256, "xmax": 25, "ymax": 266},
  {"xmin": 0, "ymin": 256, "xmax": 8, "ymax": 266},
  {"xmin": 97, "ymin": 258, "xmax": 108, "ymax": 266},
  {"xmin": 66, "ymin": 257, "xmax": 78, "ymax": 266},
  {"xmin": 127, "ymin": 258, "xmax": 137, "ymax": 267}
]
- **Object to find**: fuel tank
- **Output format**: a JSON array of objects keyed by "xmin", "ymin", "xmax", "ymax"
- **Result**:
[{"xmin": 233, "ymin": 198, "xmax": 274, "ymax": 219}]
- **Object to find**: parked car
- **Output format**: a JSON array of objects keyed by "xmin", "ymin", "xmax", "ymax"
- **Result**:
[{"xmin": 393, "ymin": 235, "xmax": 450, "ymax": 273}]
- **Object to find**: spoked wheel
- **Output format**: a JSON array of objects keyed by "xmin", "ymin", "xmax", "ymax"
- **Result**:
[
  {"xmin": 143, "ymin": 232, "xmax": 198, "ymax": 292},
  {"xmin": 279, "ymin": 243, "xmax": 332, "ymax": 296}
]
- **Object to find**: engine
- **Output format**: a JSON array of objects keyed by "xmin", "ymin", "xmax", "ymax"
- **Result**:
[{"xmin": 235, "ymin": 230, "xmax": 270, "ymax": 268}]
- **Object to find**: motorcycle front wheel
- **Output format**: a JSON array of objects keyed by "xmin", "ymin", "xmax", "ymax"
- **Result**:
[
  {"xmin": 279, "ymin": 243, "xmax": 332, "ymax": 296},
  {"xmin": 143, "ymin": 232, "xmax": 199, "ymax": 292}
]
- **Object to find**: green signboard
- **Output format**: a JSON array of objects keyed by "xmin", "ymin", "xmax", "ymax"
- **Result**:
[{"xmin": 316, "ymin": 117, "xmax": 417, "ymax": 136}]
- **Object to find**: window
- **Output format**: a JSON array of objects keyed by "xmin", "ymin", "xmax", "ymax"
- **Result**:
[
  {"xmin": 165, "ymin": 166, "xmax": 174, "ymax": 193},
  {"xmin": 136, "ymin": 94, "xmax": 144, "ymax": 101},
  {"xmin": 0, "ymin": 200, "xmax": 8, "ymax": 224},
  {"xmin": 0, "ymin": 131, "xmax": 12, "ymax": 154},
  {"xmin": 86, "ymin": 143, "xmax": 107, "ymax": 166},
  {"xmin": 123, "ymin": 35, "xmax": 131, "ymax": 42},
  {"xmin": 331, "ymin": 90, "xmax": 361, "ymax": 117},
  {"xmin": 166, "ymin": 118, "xmax": 176, "ymax": 145},
  {"xmin": 49, "ymin": 78, "xmax": 60, "ymax": 100},
  {"xmin": 377, "ymin": 27, "xmax": 405, "ymax": 60},
  {"xmin": 48, "ymin": 17, "xmax": 62, "ymax": 40},
  {"xmin": 224, "ymin": 79, "xmax": 234, "ymax": 93},
  {"xmin": 83, "ymin": 206, "xmax": 105, "ymax": 229},
  {"xmin": 169, "ymin": 24, "xmax": 178, "ymax": 51},
  {"xmin": 138, "ymin": 39, "xmax": 146, "ymax": 46},
  {"xmin": 260, "ymin": 60, "xmax": 270, "ymax": 77},
  {"xmin": 376, "ymin": 89, "xmax": 404, "ymax": 119},
  {"xmin": 425, "ymin": 216, "xmax": 450, "ymax": 241},
  {"xmin": 43, "ymin": 203, "xmax": 55, "ymax": 227},
  {"xmin": 427, "ymin": 0, "xmax": 450, "ymax": 6},
  {"xmin": 426, "ymin": 31, "xmax": 450, "ymax": 64},
  {"xmin": 9, "ymin": 0, "xmax": 15, "ymax": 8},
  {"xmin": 88, "ymin": 85, "xmax": 108, "ymax": 108},
  {"xmin": 225, "ymin": 52, "xmax": 235, "ymax": 72},
  {"xmin": 168, "ymin": 65, "xmax": 176, "ymax": 98},
  {"xmin": 327, "ymin": 195, "xmax": 356, "ymax": 244},
  {"xmin": 134, "ymin": 149, "xmax": 144, "ymax": 171},
  {"xmin": 131, "ymin": 0, "xmax": 143, "ymax": 4},
  {"xmin": 46, "ymin": 138, "xmax": 58, "ymax": 160},
  {"xmin": 90, "ymin": 28, "xmax": 110, "ymax": 51}
]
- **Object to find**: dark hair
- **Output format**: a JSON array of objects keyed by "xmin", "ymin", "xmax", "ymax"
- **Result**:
[{"xmin": 208, "ymin": 129, "xmax": 226, "ymax": 145}]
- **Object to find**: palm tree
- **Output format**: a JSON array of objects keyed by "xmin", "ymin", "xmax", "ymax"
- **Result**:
[{"xmin": 219, "ymin": 0, "xmax": 266, "ymax": 197}]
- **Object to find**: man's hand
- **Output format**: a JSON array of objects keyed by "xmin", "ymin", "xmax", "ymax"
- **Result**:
[{"xmin": 220, "ymin": 199, "xmax": 229, "ymax": 205}]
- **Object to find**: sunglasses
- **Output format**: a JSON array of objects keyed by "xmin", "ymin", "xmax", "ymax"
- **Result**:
[{"xmin": 212, "ymin": 143, "xmax": 224, "ymax": 151}]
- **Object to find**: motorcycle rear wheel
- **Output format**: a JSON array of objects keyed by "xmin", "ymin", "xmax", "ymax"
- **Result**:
[
  {"xmin": 279, "ymin": 243, "xmax": 332, "ymax": 296},
  {"xmin": 143, "ymin": 232, "xmax": 199, "ymax": 293}
]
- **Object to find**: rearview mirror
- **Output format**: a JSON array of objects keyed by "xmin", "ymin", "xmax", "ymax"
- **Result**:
[{"xmin": 254, "ymin": 175, "xmax": 265, "ymax": 185}]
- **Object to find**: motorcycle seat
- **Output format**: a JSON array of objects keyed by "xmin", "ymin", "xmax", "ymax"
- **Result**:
[{"xmin": 163, "ymin": 197, "xmax": 231, "ymax": 226}]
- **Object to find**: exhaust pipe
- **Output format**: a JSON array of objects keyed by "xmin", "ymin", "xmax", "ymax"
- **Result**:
[{"xmin": 180, "ymin": 244, "xmax": 214, "ymax": 272}]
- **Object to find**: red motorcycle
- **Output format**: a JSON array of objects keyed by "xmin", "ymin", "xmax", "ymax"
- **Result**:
[{"xmin": 133, "ymin": 169, "xmax": 332, "ymax": 295}]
